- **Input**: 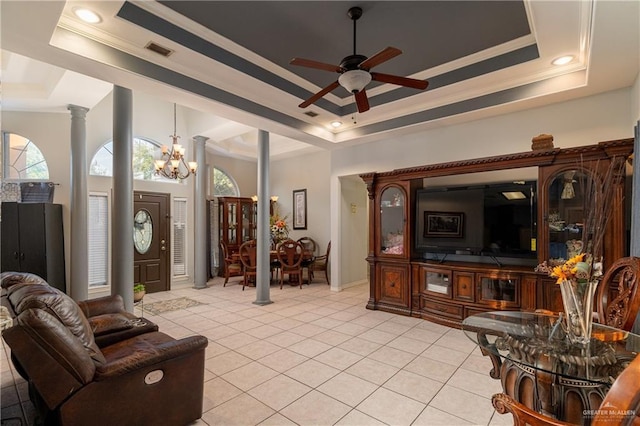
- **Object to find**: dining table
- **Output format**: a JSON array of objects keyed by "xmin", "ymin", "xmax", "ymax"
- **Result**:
[
  {"xmin": 462, "ymin": 311, "xmax": 640, "ymax": 425},
  {"xmin": 232, "ymin": 249, "xmax": 315, "ymax": 284}
]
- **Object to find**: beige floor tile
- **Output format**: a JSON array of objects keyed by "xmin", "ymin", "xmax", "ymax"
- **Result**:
[
  {"xmin": 334, "ymin": 409, "xmax": 387, "ymax": 425},
  {"xmin": 312, "ymin": 329, "xmax": 353, "ymax": 346},
  {"xmin": 269, "ymin": 317, "xmax": 305, "ymax": 330},
  {"xmin": 204, "ymin": 341, "xmax": 231, "ymax": 359},
  {"xmin": 429, "ymin": 384, "xmax": 495, "ymax": 424},
  {"xmin": 244, "ymin": 324, "xmax": 284, "ymax": 339},
  {"xmin": 201, "ymin": 393, "xmax": 275, "ymax": 426},
  {"xmin": 329, "ymin": 310, "xmax": 365, "ymax": 322},
  {"xmin": 290, "ymin": 311, "xmax": 323, "ymax": 323},
  {"xmin": 287, "ymin": 338, "xmax": 332, "ymax": 358},
  {"xmin": 289, "ymin": 323, "xmax": 327, "ymax": 337},
  {"xmin": 279, "ymin": 390, "xmax": 351, "ymax": 425},
  {"xmin": 333, "ymin": 322, "xmax": 370, "ymax": 336},
  {"xmin": 382, "ymin": 369, "xmax": 443, "ymax": 404},
  {"xmin": 490, "ymin": 409, "xmax": 515, "ymax": 425},
  {"xmin": 314, "ymin": 347, "xmax": 363, "ymax": 370},
  {"xmin": 235, "ymin": 340, "xmax": 282, "ymax": 360},
  {"xmin": 217, "ymin": 332, "xmax": 259, "ymax": 350},
  {"xmin": 374, "ymin": 321, "xmax": 414, "ymax": 335},
  {"xmin": 264, "ymin": 331, "xmax": 307, "ymax": 348},
  {"xmin": 421, "ymin": 344, "xmax": 470, "ymax": 367},
  {"xmin": 433, "ymin": 332, "xmax": 479, "ymax": 354},
  {"xmin": 257, "ymin": 348, "xmax": 309, "ymax": 373},
  {"xmin": 402, "ymin": 327, "xmax": 443, "ymax": 343},
  {"xmin": 345, "ymin": 357, "xmax": 399, "ymax": 386},
  {"xmin": 356, "ymin": 387, "xmax": 426, "ymax": 425},
  {"xmin": 403, "ymin": 355, "xmax": 458, "ymax": 383},
  {"xmin": 227, "ymin": 318, "xmax": 264, "ymax": 332},
  {"xmin": 412, "ymin": 406, "xmax": 473, "ymax": 425},
  {"xmin": 221, "ymin": 361, "xmax": 279, "ymax": 391},
  {"xmin": 317, "ymin": 372, "xmax": 379, "ymax": 407},
  {"xmin": 447, "ymin": 368, "xmax": 503, "ymax": 398},
  {"xmin": 200, "ymin": 324, "xmax": 238, "ymax": 340},
  {"xmin": 202, "ymin": 377, "xmax": 243, "ymax": 411},
  {"xmin": 367, "ymin": 345, "xmax": 416, "ymax": 368},
  {"xmin": 248, "ymin": 374, "xmax": 311, "ymax": 411},
  {"xmin": 284, "ymin": 359, "xmax": 340, "ymax": 387},
  {"xmin": 461, "ymin": 353, "xmax": 496, "ymax": 375},
  {"xmin": 358, "ymin": 328, "xmax": 397, "ymax": 345},
  {"xmin": 338, "ymin": 337, "xmax": 382, "ymax": 356},
  {"xmin": 386, "ymin": 335, "xmax": 432, "ymax": 355},
  {"xmin": 258, "ymin": 413, "xmax": 298, "ymax": 425},
  {"xmin": 205, "ymin": 351, "xmax": 253, "ymax": 376}
]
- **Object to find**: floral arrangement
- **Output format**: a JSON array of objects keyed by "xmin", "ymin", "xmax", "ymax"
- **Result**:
[
  {"xmin": 547, "ymin": 253, "xmax": 602, "ymax": 285},
  {"xmin": 270, "ymin": 211, "xmax": 289, "ymax": 245}
]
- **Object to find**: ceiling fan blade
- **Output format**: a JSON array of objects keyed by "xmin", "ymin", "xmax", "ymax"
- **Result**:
[
  {"xmin": 354, "ymin": 89, "xmax": 370, "ymax": 113},
  {"xmin": 290, "ymin": 58, "xmax": 342, "ymax": 73},
  {"xmin": 298, "ymin": 80, "xmax": 341, "ymax": 108},
  {"xmin": 371, "ymin": 72, "xmax": 429, "ymax": 90},
  {"xmin": 358, "ymin": 47, "xmax": 402, "ymax": 71}
]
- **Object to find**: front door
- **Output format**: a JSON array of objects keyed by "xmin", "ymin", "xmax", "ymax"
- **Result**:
[{"xmin": 134, "ymin": 191, "xmax": 170, "ymax": 293}]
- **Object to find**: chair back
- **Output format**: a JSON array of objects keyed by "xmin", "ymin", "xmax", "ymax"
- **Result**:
[
  {"xmin": 277, "ymin": 239, "xmax": 303, "ymax": 268},
  {"xmin": 297, "ymin": 237, "xmax": 317, "ymax": 256},
  {"xmin": 596, "ymin": 256, "xmax": 640, "ymax": 331},
  {"xmin": 220, "ymin": 240, "xmax": 230, "ymax": 260},
  {"xmin": 239, "ymin": 240, "xmax": 257, "ymax": 270},
  {"xmin": 324, "ymin": 240, "xmax": 331, "ymax": 258}
]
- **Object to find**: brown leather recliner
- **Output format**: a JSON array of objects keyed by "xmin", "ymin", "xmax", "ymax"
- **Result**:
[
  {"xmin": 2, "ymin": 278, "xmax": 209, "ymax": 426},
  {"xmin": 1, "ymin": 272, "xmax": 158, "ymax": 347}
]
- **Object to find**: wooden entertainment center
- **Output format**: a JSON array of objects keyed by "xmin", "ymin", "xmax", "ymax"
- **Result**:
[{"xmin": 361, "ymin": 138, "xmax": 634, "ymax": 327}]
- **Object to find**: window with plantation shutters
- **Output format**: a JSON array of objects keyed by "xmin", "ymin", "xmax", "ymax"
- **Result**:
[
  {"xmin": 89, "ymin": 193, "xmax": 108, "ymax": 287},
  {"xmin": 173, "ymin": 198, "xmax": 187, "ymax": 276}
]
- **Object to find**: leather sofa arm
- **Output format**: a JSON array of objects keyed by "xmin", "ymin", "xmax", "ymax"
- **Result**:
[
  {"xmin": 95, "ymin": 334, "xmax": 208, "ymax": 379},
  {"xmin": 77, "ymin": 294, "xmax": 126, "ymax": 317}
]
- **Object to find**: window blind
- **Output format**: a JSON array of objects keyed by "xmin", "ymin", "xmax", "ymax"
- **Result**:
[
  {"xmin": 88, "ymin": 194, "xmax": 108, "ymax": 287},
  {"xmin": 173, "ymin": 198, "xmax": 187, "ymax": 276}
]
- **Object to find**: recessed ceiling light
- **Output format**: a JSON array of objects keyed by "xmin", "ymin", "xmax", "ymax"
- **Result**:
[
  {"xmin": 73, "ymin": 8, "xmax": 102, "ymax": 24},
  {"xmin": 552, "ymin": 55, "xmax": 574, "ymax": 66},
  {"xmin": 330, "ymin": 121, "xmax": 342, "ymax": 128}
]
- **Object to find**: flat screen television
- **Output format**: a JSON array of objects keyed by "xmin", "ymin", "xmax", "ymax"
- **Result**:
[{"xmin": 415, "ymin": 181, "xmax": 537, "ymax": 266}]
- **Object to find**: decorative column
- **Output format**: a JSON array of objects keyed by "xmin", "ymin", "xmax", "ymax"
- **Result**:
[
  {"xmin": 68, "ymin": 104, "xmax": 89, "ymax": 301},
  {"xmin": 112, "ymin": 86, "xmax": 134, "ymax": 312},
  {"xmin": 254, "ymin": 130, "xmax": 272, "ymax": 305},
  {"xmin": 193, "ymin": 135, "xmax": 208, "ymax": 289}
]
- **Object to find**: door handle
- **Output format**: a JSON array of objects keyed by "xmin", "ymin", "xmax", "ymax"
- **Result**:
[
  {"xmin": 161, "ymin": 246, "xmax": 166, "ymax": 251},
  {"xmin": 20, "ymin": 253, "xmax": 25, "ymax": 260},
  {"xmin": 13, "ymin": 252, "xmax": 19, "ymax": 260}
]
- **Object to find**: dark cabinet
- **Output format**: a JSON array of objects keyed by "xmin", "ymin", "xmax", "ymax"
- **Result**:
[
  {"xmin": 217, "ymin": 197, "xmax": 256, "ymax": 276},
  {"xmin": 1, "ymin": 202, "xmax": 65, "ymax": 291}
]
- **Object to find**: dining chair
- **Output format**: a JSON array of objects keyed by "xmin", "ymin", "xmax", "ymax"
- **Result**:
[
  {"xmin": 220, "ymin": 240, "xmax": 242, "ymax": 286},
  {"xmin": 492, "ymin": 353, "xmax": 640, "ymax": 426},
  {"xmin": 277, "ymin": 239, "xmax": 304, "ymax": 289},
  {"xmin": 595, "ymin": 256, "xmax": 640, "ymax": 331},
  {"xmin": 309, "ymin": 240, "xmax": 331, "ymax": 285},
  {"xmin": 297, "ymin": 237, "xmax": 317, "ymax": 283},
  {"xmin": 238, "ymin": 240, "xmax": 258, "ymax": 291}
]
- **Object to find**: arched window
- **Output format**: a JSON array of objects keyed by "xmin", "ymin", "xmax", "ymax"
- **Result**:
[
  {"xmin": 90, "ymin": 138, "xmax": 173, "ymax": 181},
  {"xmin": 213, "ymin": 167, "xmax": 239, "ymax": 196},
  {"xmin": 2, "ymin": 132, "xmax": 49, "ymax": 180}
]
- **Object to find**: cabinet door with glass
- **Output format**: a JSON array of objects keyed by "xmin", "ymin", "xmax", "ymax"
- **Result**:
[{"xmin": 376, "ymin": 184, "xmax": 409, "ymax": 258}]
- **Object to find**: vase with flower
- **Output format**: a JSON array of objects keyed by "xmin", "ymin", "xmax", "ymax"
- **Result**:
[{"xmin": 270, "ymin": 211, "xmax": 290, "ymax": 248}]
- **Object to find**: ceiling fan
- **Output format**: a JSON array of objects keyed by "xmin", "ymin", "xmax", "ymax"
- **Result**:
[{"xmin": 290, "ymin": 6, "xmax": 429, "ymax": 113}]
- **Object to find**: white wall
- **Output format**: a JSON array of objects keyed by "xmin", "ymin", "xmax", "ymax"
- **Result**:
[
  {"xmin": 270, "ymin": 150, "xmax": 331, "ymax": 258},
  {"xmin": 208, "ymin": 155, "xmax": 257, "ymax": 197},
  {"xmin": 339, "ymin": 176, "xmax": 368, "ymax": 288},
  {"xmin": 632, "ymin": 72, "xmax": 640, "ymax": 123}
]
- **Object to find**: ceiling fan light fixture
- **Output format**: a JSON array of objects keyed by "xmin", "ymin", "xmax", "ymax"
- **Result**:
[{"xmin": 338, "ymin": 70, "xmax": 372, "ymax": 94}]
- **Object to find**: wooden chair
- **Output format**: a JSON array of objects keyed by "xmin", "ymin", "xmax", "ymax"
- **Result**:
[
  {"xmin": 595, "ymin": 256, "xmax": 640, "ymax": 331},
  {"xmin": 277, "ymin": 239, "xmax": 304, "ymax": 289},
  {"xmin": 220, "ymin": 240, "xmax": 242, "ymax": 286},
  {"xmin": 309, "ymin": 240, "xmax": 331, "ymax": 285},
  {"xmin": 492, "ymin": 354, "xmax": 640, "ymax": 426},
  {"xmin": 238, "ymin": 240, "xmax": 257, "ymax": 291},
  {"xmin": 297, "ymin": 236, "xmax": 317, "ymax": 283}
]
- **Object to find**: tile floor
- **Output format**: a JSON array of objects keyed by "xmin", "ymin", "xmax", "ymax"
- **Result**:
[{"xmin": 1, "ymin": 277, "xmax": 514, "ymax": 425}]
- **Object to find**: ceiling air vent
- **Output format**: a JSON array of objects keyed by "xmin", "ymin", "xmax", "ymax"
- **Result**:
[
  {"xmin": 145, "ymin": 42, "xmax": 173, "ymax": 57},
  {"xmin": 304, "ymin": 111, "xmax": 318, "ymax": 117}
]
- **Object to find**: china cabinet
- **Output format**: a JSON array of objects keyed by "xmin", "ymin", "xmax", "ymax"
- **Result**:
[
  {"xmin": 217, "ymin": 197, "xmax": 256, "ymax": 276},
  {"xmin": 362, "ymin": 138, "xmax": 633, "ymax": 326},
  {"xmin": 0, "ymin": 202, "xmax": 66, "ymax": 291}
]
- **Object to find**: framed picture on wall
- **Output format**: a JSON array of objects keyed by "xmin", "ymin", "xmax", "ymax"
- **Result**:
[
  {"xmin": 424, "ymin": 211, "xmax": 464, "ymax": 237},
  {"xmin": 293, "ymin": 189, "xmax": 307, "ymax": 230}
]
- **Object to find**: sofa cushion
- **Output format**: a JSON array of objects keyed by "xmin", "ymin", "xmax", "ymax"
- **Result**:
[
  {"xmin": 0, "ymin": 271, "xmax": 47, "ymax": 289},
  {"xmin": 8, "ymin": 283, "xmax": 106, "ymax": 364},
  {"xmin": 89, "ymin": 313, "xmax": 134, "ymax": 336}
]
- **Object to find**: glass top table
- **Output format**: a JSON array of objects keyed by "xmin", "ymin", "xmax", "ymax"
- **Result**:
[{"xmin": 462, "ymin": 311, "xmax": 640, "ymax": 386}]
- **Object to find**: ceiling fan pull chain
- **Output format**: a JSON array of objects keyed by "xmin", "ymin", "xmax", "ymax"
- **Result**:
[{"xmin": 353, "ymin": 15, "xmax": 357, "ymax": 55}]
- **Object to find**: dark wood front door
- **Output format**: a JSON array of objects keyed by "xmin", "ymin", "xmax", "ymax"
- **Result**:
[{"xmin": 134, "ymin": 192, "xmax": 170, "ymax": 293}]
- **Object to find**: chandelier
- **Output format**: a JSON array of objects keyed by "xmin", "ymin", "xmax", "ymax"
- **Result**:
[{"xmin": 154, "ymin": 103, "xmax": 197, "ymax": 179}]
